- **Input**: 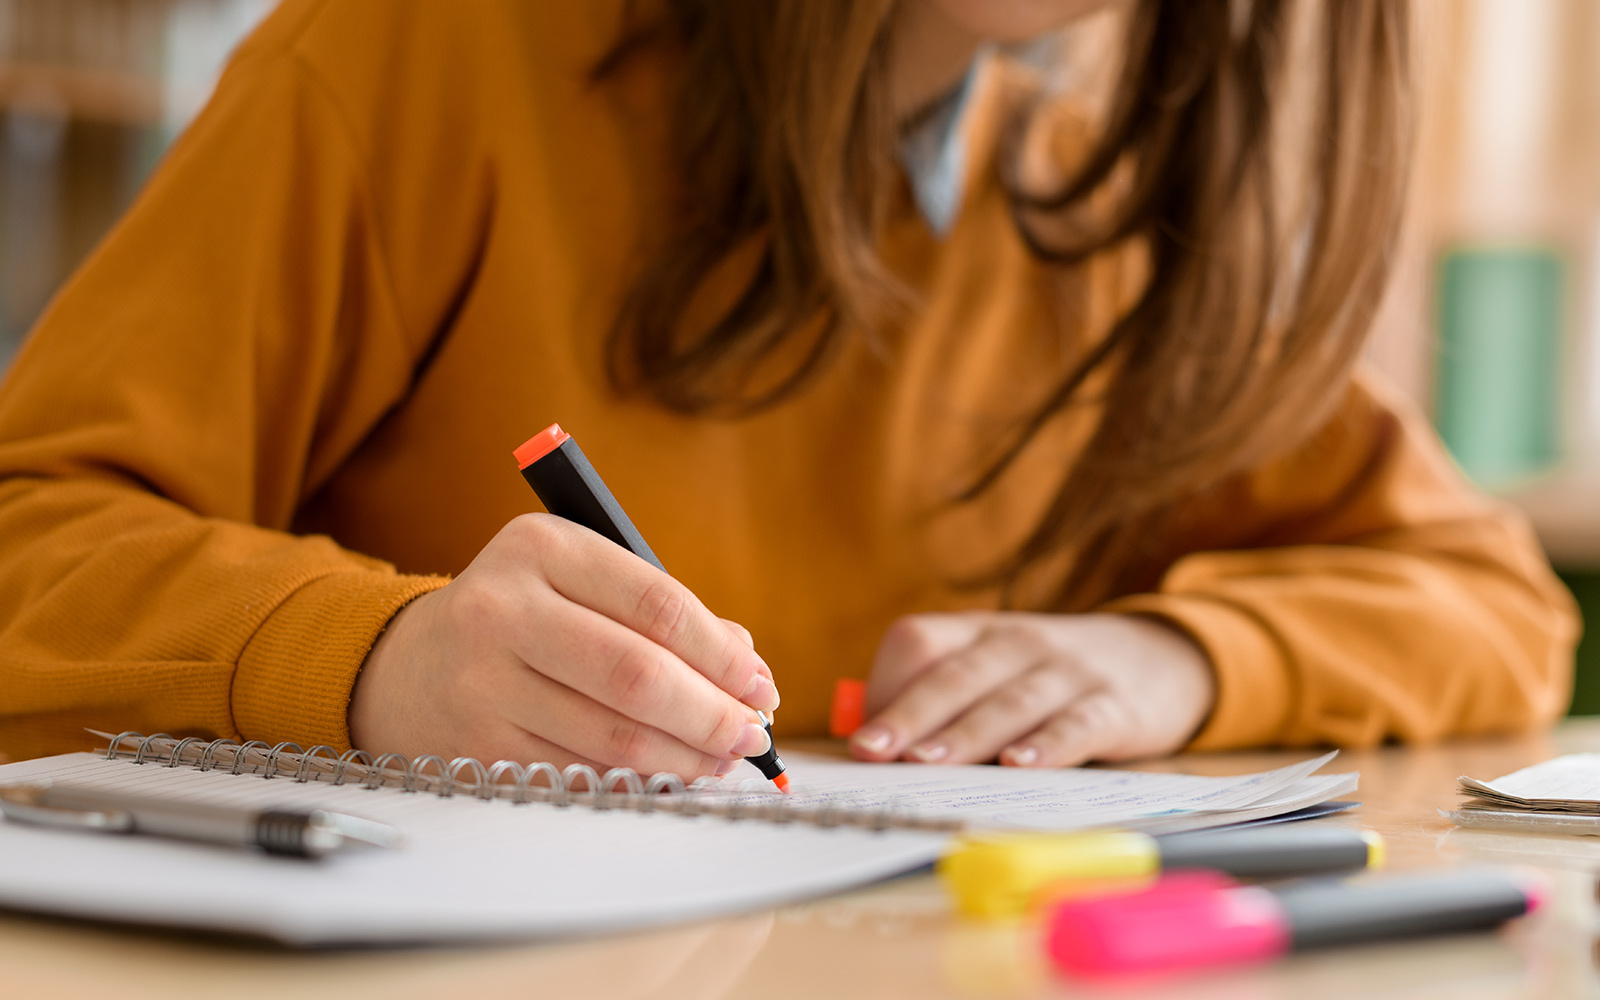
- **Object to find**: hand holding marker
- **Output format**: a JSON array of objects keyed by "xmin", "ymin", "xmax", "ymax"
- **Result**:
[{"xmin": 515, "ymin": 424, "xmax": 789, "ymax": 792}]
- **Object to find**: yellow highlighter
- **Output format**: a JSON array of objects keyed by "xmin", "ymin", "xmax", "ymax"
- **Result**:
[{"xmin": 940, "ymin": 826, "xmax": 1385, "ymax": 919}]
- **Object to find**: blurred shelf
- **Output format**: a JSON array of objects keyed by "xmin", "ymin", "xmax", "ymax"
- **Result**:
[{"xmin": 0, "ymin": 62, "xmax": 163, "ymax": 125}]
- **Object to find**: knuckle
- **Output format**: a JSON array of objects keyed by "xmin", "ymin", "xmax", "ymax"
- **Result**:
[
  {"xmin": 880, "ymin": 616, "xmax": 935, "ymax": 663},
  {"xmin": 1058, "ymin": 647, "xmax": 1096, "ymax": 678},
  {"xmin": 601, "ymin": 717, "xmax": 654, "ymax": 767},
  {"xmin": 452, "ymin": 575, "xmax": 516, "ymax": 632},
  {"xmin": 702, "ymin": 707, "xmax": 745, "ymax": 754},
  {"xmin": 1038, "ymin": 649, "xmax": 1094, "ymax": 689},
  {"xmin": 1036, "ymin": 717, "xmax": 1088, "ymax": 756},
  {"xmin": 509, "ymin": 512, "xmax": 570, "ymax": 560},
  {"xmin": 920, "ymin": 661, "xmax": 974, "ymax": 700},
  {"xmin": 1013, "ymin": 624, "xmax": 1057, "ymax": 660},
  {"xmin": 1074, "ymin": 693, "xmax": 1120, "ymax": 730},
  {"xmin": 506, "ymin": 511, "xmax": 553, "ymax": 546},
  {"xmin": 974, "ymin": 623, "xmax": 1019, "ymax": 646},
  {"xmin": 993, "ymin": 681, "xmax": 1043, "ymax": 717},
  {"xmin": 980, "ymin": 621, "xmax": 1049, "ymax": 662},
  {"xmin": 633, "ymin": 580, "xmax": 693, "ymax": 648},
  {"xmin": 722, "ymin": 619, "xmax": 755, "ymax": 649},
  {"xmin": 1026, "ymin": 727, "xmax": 1063, "ymax": 755},
  {"xmin": 1021, "ymin": 665, "xmax": 1078, "ymax": 706},
  {"xmin": 606, "ymin": 645, "xmax": 666, "ymax": 711}
]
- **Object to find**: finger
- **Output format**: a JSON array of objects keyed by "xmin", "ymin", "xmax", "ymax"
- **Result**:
[
  {"xmin": 500, "ymin": 588, "xmax": 772, "ymax": 762},
  {"xmin": 516, "ymin": 515, "xmax": 778, "ymax": 711},
  {"xmin": 850, "ymin": 626, "xmax": 1047, "ymax": 762},
  {"xmin": 515, "ymin": 735, "xmax": 737, "ymax": 788},
  {"xmin": 866, "ymin": 614, "xmax": 993, "ymax": 712},
  {"xmin": 910, "ymin": 660, "xmax": 1100, "ymax": 765},
  {"xmin": 1000, "ymin": 691, "xmax": 1129, "ymax": 768},
  {"xmin": 720, "ymin": 618, "xmax": 756, "ymax": 650},
  {"xmin": 477, "ymin": 722, "xmax": 736, "ymax": 789},
  {"xmin": 474, "ymin": 720, "xmax": 611, "ymax": 775},
  {"xmin": 495, "ymin": 661, "xmax": 733, "ymax": 779}
]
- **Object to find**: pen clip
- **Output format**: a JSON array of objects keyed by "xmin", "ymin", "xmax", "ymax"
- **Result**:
[{"xmin": 0, "ymin": 781, "xmax": 134, "ymax": 833}]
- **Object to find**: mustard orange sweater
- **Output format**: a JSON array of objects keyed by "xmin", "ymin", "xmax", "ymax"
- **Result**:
[{"xmin": 0, "ymin": 0, "xmax": 1579, "ymax": 761}]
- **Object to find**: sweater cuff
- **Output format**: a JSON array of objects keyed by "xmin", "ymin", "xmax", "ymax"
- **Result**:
[
  {"xmin": 233, "ymin": 570, "xmax": 448, "ymax": 750},
  {"xmin": 1099, "ymin": 593, "xmax": 1293, "ymax": 751}
]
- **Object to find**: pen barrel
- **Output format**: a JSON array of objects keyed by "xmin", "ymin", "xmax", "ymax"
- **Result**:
[
  {"xmin": 253, "ymin": 811, "xmax": 321, "ymax": 858},
  {"xmin": 1156, "ymin": 826, "xmax": 1377, "ymax": 879},
  {"xmin": 520, "ymin": 438, "xmax": 664, "ymax": 570},
  {"xmin": 1275, "ymin": 870, "xmax": 1534, "ymax": 950},
  {"xmin": 36, "ymin": 785, "xmax": 258, "ymax": 845}
]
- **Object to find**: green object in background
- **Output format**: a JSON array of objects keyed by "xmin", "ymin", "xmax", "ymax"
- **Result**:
[
  {"xmin": 1563, "ymin": 572, "xmax": 1600, "ymax": 716},
  {"xmin": 1435, "ymin": 247, "xmax": 1563, "ymax": 487}
]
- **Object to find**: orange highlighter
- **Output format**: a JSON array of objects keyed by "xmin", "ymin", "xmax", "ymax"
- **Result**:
[{"xmin": 514, "ymin": 423, "xmax": 790, "ymax": 793}]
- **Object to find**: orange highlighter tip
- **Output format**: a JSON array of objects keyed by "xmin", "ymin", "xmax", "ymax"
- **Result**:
[{"xmin": 772, "ymin": 773, "xmax": 791, "ymax": 794}]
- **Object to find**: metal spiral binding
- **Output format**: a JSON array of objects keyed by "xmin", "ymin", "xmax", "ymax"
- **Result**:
[{"xmin": 97, "ymin": 731, "xmax": 964, "ymax": 833}]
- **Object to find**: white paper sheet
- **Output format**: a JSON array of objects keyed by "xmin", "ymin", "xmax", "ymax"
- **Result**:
[
  {"xmin": 766, "ymin": 750, "xmax": 1353, "ymax": 833},
  {"xmin": 1459, "ymin": 753, "xmax": 1600, "ymax": 807}
]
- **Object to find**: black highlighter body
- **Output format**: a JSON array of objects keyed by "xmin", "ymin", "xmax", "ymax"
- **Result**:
[{"xmin": 516, "ymin": 426, "xmax": 663, "ymax": 571}]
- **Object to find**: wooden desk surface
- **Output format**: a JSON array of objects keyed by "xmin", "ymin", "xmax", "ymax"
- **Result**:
[{"xmin": 7, "ymin": 726, "xmax": 1600, "ymax": 1000}]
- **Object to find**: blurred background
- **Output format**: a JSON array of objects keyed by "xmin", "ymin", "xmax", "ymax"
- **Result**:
[{"xmin": 1, "ymin": 0, "xmax": 1598, "ymax": 707}]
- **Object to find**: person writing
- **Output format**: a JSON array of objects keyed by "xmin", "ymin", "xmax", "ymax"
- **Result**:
[{"xmin": 0, "ymin": 0, "xmax": 1577, "ymax": 777}]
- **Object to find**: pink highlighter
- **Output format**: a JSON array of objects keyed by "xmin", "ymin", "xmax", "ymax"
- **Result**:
[{"xmin": 1046, "ymin": 868, "xmax": 1544, "ymax": 978}]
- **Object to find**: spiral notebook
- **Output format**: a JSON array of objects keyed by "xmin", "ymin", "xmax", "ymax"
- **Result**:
[{"xmin": 0, "ymin": 733, "xmax": 1355, "ymax": 944}]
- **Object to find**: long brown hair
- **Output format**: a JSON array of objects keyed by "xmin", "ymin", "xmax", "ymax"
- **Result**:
[{"xmin": 600, "ymin": 0, "xmax": 1411, "ymax": 608}]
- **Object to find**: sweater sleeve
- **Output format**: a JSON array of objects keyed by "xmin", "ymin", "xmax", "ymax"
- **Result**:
[
  {"xmin": 1103, "ymin": 369, "xmax": 1580, "ymax": 750},
  {"xmin": 0, "ymin": 41, "xmax": 454, "ymax": 761}
]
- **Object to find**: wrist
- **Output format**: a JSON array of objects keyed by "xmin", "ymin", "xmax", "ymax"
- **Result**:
[
  {"xmin": 1107, "ymin": 612, "xmax": 1216, "ymax": 739},
  {"xmin": 235, "ymin": 570, "xmax": 446, "ymax": 752},
  {"xmin": 348, "ymin": 586, "xmax": 443, "ymax": 752}
]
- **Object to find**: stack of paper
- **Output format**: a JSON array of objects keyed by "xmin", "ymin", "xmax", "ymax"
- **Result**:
[{"xmin": 1448, "ymin": 754, "xmax": 1600, "ymax": 834}]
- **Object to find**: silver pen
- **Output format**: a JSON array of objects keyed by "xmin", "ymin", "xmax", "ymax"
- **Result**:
[{"xmin": 0, "ymin": 780, "xmax": 401, "ymax": 858}]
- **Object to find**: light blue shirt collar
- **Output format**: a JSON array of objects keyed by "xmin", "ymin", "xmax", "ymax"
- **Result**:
[{"xmin": 898, "ymin": 54, "xmax": 985, "ymax": 237}]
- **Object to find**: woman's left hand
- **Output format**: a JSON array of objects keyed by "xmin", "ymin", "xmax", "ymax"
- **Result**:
[{"xmin": 848, "ymin": 612, "xmax": 1216, "ymax": 767}]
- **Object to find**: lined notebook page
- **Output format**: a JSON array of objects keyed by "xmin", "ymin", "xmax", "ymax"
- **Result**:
[{"xmin": 0, "ymin": 748, "xmax": 1353, "ymax": 943}]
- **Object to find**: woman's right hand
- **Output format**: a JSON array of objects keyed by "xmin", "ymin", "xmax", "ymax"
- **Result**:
[{"xmin": 348, "ymin": 513, "xmax": 780, "ymax": 779}]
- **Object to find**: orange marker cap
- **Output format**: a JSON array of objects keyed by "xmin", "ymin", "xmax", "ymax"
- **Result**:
[
  {"xmin": 514, "ymin": 423, "xmax": 572, "ymax": 470},
  {"xmin": 830, "ymin": 678, "xmax": 867, "ymax": 738}
]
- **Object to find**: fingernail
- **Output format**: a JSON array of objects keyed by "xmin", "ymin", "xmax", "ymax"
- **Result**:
[
  {"xmin": 731, "ymin": 722, "xmax": 771, "ymax": 757},
  {"xmin": 739, "ymin": 673, "xmax": 780, "ymax": 712},
  {"xmin": 1005, "ymin": 745, "xmax": 1039, "ymax": 766},
  {"xmin": 714, "ymin": 759, "xmax": 739, "ymax": 776},
  {"xmin": 852, "ymin": 724, "xmax": 893, "ymax": 755},
  {"xmin": 908, "ymin": 741, "xmax": 948, "ymax": 763}
]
